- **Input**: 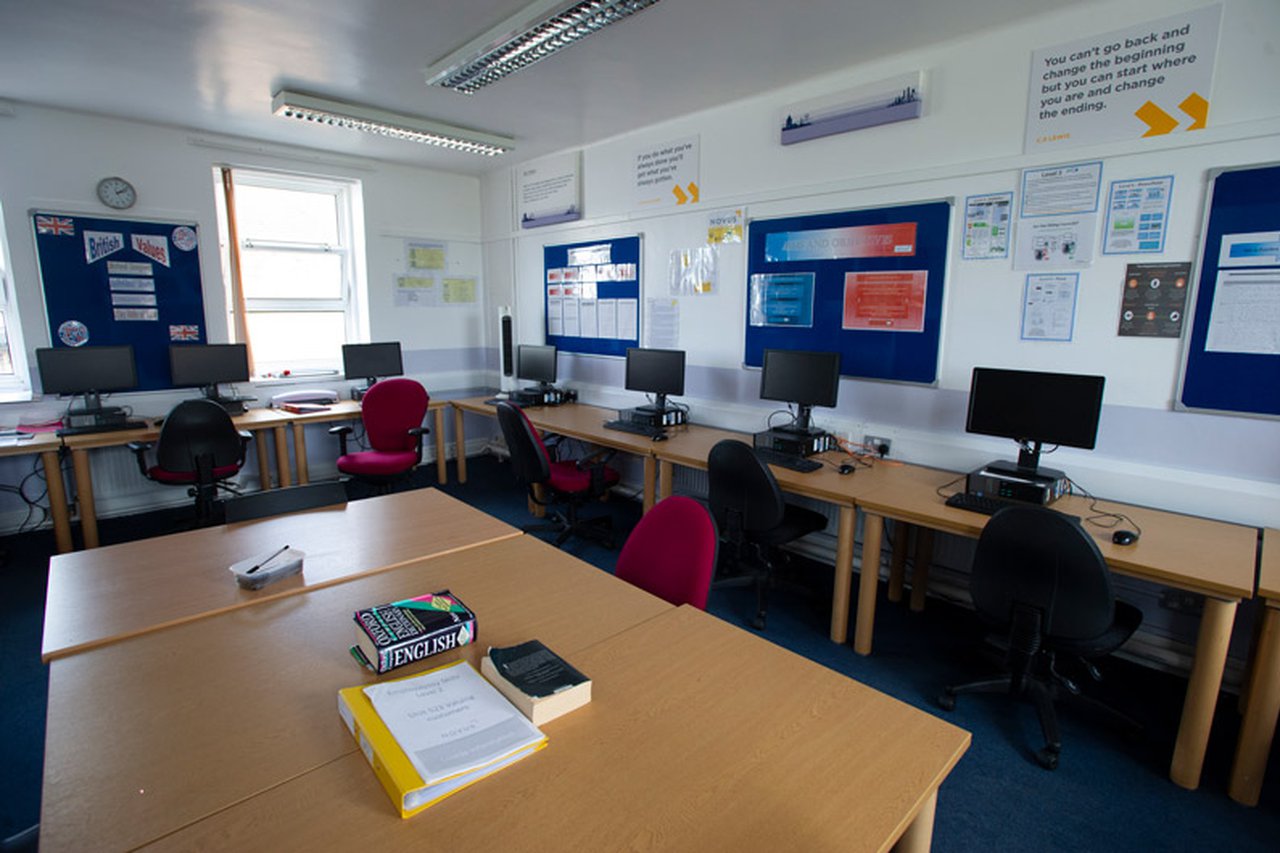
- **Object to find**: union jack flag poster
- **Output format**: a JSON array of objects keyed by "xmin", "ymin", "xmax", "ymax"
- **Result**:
[
  {"xmin": 169, "ymin": 325, "xmax": 200, "ymax": 341},
  {"xmin": 36, "ymin": 215, "xmax": 75, "ymax": 236}
]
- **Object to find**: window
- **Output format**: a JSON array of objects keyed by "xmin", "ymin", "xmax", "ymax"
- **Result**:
[
  {"xmin": 216, "ymin": 168, "xmax": 366, "ymax": 377},
  {"xmin": 0, "ymin": 200, "xmax": 32, "ymax": 402}
]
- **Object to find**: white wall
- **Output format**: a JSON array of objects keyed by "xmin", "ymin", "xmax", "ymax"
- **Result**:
[
  {"xmin": 481, "ymin": 0, "xmax": 1280, "ymax": 528},
  {"xmin": 0, "ymin": 103, "xmax": 486, "ymax": 524}
]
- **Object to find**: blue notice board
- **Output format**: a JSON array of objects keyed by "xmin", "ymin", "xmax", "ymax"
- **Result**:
[
  {"xmin": 543, "ymin": 235, "xmax": 640, "ymax": 357},
  {"xmin": 744, "ymin": 201, "xmax": 951, "ymax": 384},
  {"xmin": 32, "ymin": 211, "xmax": 207, "ymax": 391},
  {"xmin": 1178, "ymin": 164, "xmax": 1280, "ymax": 417}
]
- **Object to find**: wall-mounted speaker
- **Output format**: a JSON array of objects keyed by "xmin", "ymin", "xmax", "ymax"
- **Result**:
[{"xmin": 497, "ymin": 305, "xmax": 516, "ymax": 391}]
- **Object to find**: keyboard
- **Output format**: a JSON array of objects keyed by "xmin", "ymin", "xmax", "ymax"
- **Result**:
[
  {"xmin": 603, "ymin": 419, "xmax": 665, "ymax": 439},
  {"xmin": 57, "ymin": 420, "xmax": 149, "ymax": 437},
  {"xmin": 753, "ymin": 447, "xmax": 822, "ymax": 473},
  {"xmin": 944, "ymin": 492, "xmax": 1079, "ymax": 522}
]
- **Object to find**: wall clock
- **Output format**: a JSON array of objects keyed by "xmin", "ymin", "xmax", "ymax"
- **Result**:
[{"xmin": 96, "ymin": 176, "xmax": 137, "ymax": 210}]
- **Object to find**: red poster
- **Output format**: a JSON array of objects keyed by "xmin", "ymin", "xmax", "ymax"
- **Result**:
[{"xmin": 842, "ymin": 271, "xmax": 928, "ymax": 331}]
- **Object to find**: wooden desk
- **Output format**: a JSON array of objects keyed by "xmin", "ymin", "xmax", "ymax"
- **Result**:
[
  {"xmin": 1230, "ymin": 527, "xmax": 1278, "ymax": 805},
  {"xmin": 40, "ymin": 535, "xmax": 674, "ymax": 852},
  {"xmin": 285, "ymin": 398, "xmax": 451, "ymax": 487},
  {"xmin": 451, "ymin": 396, "xmax": 663, "ymax": 511},
  {"xmin": 0, "ymin": 432, "xmax": 72, "ymax": 553},
  {"xmin": 850, "ymin": 461, "xmax": 1258, "ymax": 791},
  {"xmin": 130, "ymin": 605, "xmax": 967, "ymax": 853},
  {"xmin": 42, "ymin": 488, "xmax": 519, "ymax": 661}
]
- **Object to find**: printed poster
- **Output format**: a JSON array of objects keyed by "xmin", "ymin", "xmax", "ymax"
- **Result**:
[
  {"xmin": 1021, "ymin": 273, "xmax": 1079, "ymax": 341},
  {"xmin": 1103, "ymin": 176, "xmax": 1174, "ymax": 254},
  {"xmin": 842, "ymin": 271, "xmax": 927, "ymax": 331},
  {"xmin": 962, "ymin": 192, "xmax": 1013, "ymax": 260},
  {"xmin": 1118, "ymin": 262, "xmax": 1190, "ymax": 337}
]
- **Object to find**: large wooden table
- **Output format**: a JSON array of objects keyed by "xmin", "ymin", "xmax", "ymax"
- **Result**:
[
  {"xmin": 1230, "ymin": 527, "xmax": 1280, "ymax": 805},
  {"xmin": 42, "ymin": 539, "xmax": 969, "ymax": 851},
  {"xmin": 42, "ymin": 488, "xmax": 519, "ymax": 661}
]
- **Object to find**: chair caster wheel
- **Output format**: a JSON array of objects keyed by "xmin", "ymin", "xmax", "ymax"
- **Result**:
[
  {"xmin": 1036, "ymin": 748, "xmax": 1060, "ymax": 770},
  {"xmin": 751, "ymin": 614, "xmax": 766, "ymax": 630},
  {"xmin": 937, "ymin": 692, "xmax": 956, "ymax": 712}
]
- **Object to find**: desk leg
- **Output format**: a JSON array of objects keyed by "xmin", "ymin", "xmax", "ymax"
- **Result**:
[
  {"xmin": 433, "ymin": 408, "xmax": 447, "ymax": 485},
  {"xmin": 254, "ymin": 432, "xmax": 272, "ymax": 490},
  {"xmin": 292, "ymin": 423, "xmax": 310, "ymax": 485},
  {"xmin": 642, "ymin": 457, "xmax": 656, "ymax": 514},
  {"xmin": 854, "ymin": 511, "xmax": 885, "ymax": 655},
  {"xmin": 273, "ymin": 427, "xmax": 291, "ymax": 487},
  {"xmin": 1229, "ymin": 603, "xmax": 1280, "ymax": 806},
  {"xmin": 1171, "ymin": 596, "xmax": 1237, "ymax": 789},
  {"xmin": 887, "ymin": 523, "xmax": 909, "ymax": 603},
  {"xmin": 892, "ymin": 790, "xmax": 937, "ymax": 853},
  {"xmin": 658, "ymin": 460, "xmax": 673, "ymax": 504},
  {"xmin": 70, "ymin": 448, "xmax": 99, "ymax": 550},
  {"xmin": 909, "ymin": 528, "xmax": 935, "ymax": 613},
  {"xmin": 43, "ymin": 450, "xmax": 73, "ymax": 553},
  {"xmin": 453, "ymin": 406, "xmax": 468, "ymax": 484},
  {"xmin": 829, "ymin": 505, "xmax": 856, "ymax": 643}
]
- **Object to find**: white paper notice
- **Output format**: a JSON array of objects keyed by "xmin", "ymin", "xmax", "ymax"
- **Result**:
[
  {"xmin": 1205, "ymin": 269, "xmax": 1280, "ymax": 355},
  {"xmin": 1014, "ymin": 215, "xmax": 1097, "ymax": 269},
  {"xmin": 579, "ymin": 299, "xmax": 599, "ymax": 338},
  {"xmin": 1021, "ymin": 274, "xmax": 1079, "ymax": 341},
  {"xmin": 644, "ymin": 298, "xmax": 680, "ymax": 349},
  {"xmin": 962, "ymin": 192, "xmax": 1013, "ymax": 260},
  {"xmin": 598, "ymin": 299, "xmax": 619, "ymax": 338},
  {"xmin": 547, "ymin": 297, "xmax": 564, "ymax": 336},
  {"xmin": 616, "ymin": 299, "xmax": 639, "ymax": 341},
  {"xmin": 1021, "ymin": 161, "xmax": 1103, "ymax": 217},
  {"xmin": 562, "ymin": 298, "xmax": 582, "ymax": 337}
]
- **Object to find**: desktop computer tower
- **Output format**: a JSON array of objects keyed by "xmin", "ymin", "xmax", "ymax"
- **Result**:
[
  {"xmin": 753, "ymin": 428, "xmax": 830, "ymax": 457},
  {"xmin": 619, "ymin": 407, "xmax": 687, "ymax": 428},
  {"xmin": 965, "ymin": 461, "xmax": 1070, "ymax": 505}
]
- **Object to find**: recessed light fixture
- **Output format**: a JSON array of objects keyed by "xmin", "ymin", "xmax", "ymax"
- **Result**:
[
  {"xmin": 271, "ymin": 90, "xmax": 514, "ymax": 156},
  {"xmin": 425, "ymin": 0, "xmax": 663, "ymax": 94}
]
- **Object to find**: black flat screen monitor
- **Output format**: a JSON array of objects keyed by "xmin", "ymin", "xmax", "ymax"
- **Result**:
[
  {"xmin": 759, "ymin": 349, "xmax": 841, "ymax": 434},
  {"xmin": 517, "ymin": 344, "xmax": 557, "ymax": 389},
  {"xmin": 170, "ymin": 344, "xmax": 250, "ymax": 389},
  {"xmin": 36, "ymin": 345, "xmax": 137, "ymax": 411},
  {"xmin": 626, "ymin": 347, "xmax": 685, "ymax": 413},
  {"xmin": 342, "ymin": 342, "xmax": 403, "ymax": 383},
  {"xmin": 965, "ymin": 367, "xmax": 1105, "ymax": 474}
]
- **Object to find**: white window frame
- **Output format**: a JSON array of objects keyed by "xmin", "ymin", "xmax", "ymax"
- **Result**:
[{"xmin": 0, "ymin": 201, "xmax": 32, "ymax": 402}]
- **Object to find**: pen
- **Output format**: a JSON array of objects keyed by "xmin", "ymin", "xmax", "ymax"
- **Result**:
[{"xmin": 247, "ymin": 545, "xmax": 289, "ymax": 575}]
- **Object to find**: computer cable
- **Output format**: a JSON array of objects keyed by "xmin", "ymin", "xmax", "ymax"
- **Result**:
[{"xmin": 1066, "ymin": 477, "xmax": 1144, "ymax": 538}]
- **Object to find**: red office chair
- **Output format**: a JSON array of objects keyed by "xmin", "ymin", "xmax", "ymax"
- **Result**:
[
  {"xmin": 495, "ymin": 400, "xmax": 620, "ymax": 547},
  {"xmin": 129, "ymin": 399, "xmax": 251, "ymax": 524},
  {"xmin": 615, "ymin": 496, "xmax": 718, "ymax": 609},
  {"xmin": 329, "ymin": 378, "xmax": 429, "ymax": 492}
]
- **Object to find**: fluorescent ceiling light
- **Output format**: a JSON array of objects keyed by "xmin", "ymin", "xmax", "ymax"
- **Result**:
[
  {"xmin": 425, "ymin": 0, "xmax": 663, "ymax": 94},
  {"xmin": 271, "ymin": 90, "xmax": 514, "ymax": 156}
]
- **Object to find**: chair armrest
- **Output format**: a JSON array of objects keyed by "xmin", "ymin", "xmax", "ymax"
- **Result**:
[
  {"xmin": 329, "ymin": 424, "xmax": 353, "ymax": 456},
  {"xmin": 237, "ymin": 430, "xmax": 252, "ymax": 442},
  {"xmin": 126, "ymin": 441, "xmax": 154, "ymax": 478},
  {"xmin": 408, "ymin": 426, "xmax": 429, "ymax": 463}
]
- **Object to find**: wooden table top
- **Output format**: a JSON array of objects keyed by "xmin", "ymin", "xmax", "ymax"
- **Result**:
[
  {"xmin": 853, "ymin": 462, "xmax": 1259, "ymax": 600},
  {"xmin": 41, "ymin": 535, "xmax": 673, "ymax": 853},
  {"xmin": 1259, "ymin": 528, "xmax": 1280, "ymax": 602},
  {"xmin": 140, "ymin": 605, "xmax": 969, "ymax": 853},
  {"xmin": 42, "ymin": 488, "xmax": 520, "ymax": 661},
  {"xmin": 452, "ymin": 395, "xmax": 661, "ymax": 455},
  {"xmin": 0, "ymin": 431, "xmax": 61, "ymax": 457}
]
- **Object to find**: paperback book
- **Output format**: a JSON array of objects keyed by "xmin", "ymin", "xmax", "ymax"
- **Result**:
[
  {"xmin": 350, "ymin": 590, "xmax": 476, "ymax": 674},
  {"xmin": 481, "ymin": 639, "xmax": 591, "ymax": 726}
]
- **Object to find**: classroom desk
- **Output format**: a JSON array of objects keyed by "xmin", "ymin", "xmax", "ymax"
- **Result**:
[
  {"xmin": 1229, "ymin": 527, "xmax": 1280, "ymax": 806},
  {"xmin": 285, "ymin": 398, "xmax": 451, "ymax": 487},
  {"xmin": 849, "ymin": 461, "xmax": 1258, "ymax": 791},
  {"xmin": 0, "ymin": 432, "xmax": 72, "ymax": 553},
  {"xmin": 40, "ymin": 534, "xmax": 676, "ymax": 852},
  {"xmin": 451, "ymin": 396, "xmax": 663, "ymax": 511},
  {"xmin": 51, "ymin": 600, "xmax": 970, "ymax": 853},
  {"xmin": 41, "ymin": 488, "xmax": 519, "ymax": 661}
]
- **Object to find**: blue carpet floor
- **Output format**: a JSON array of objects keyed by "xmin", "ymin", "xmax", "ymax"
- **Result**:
[{"xmin": 3, "ymin": 453, "xmax": 1279, "ymax": 850}]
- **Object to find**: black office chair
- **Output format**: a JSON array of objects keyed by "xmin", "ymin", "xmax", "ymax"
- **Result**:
[
  {"xmin": 707, "ymin": 439, "xmax": 827, "ymax": 630},
  {"xmin": 494, "ymin": 401, "xmax": 620, "ymax": 548},
  {"xmin": 937, "ymin": 504, "xmax": 1143, "ymax": 769},
  {"xmin": 223, "ymin": 481, "xmax": 348, "ymax": 523},
  {"xmin": 129, "ymin": 399, "xmax": 251, "ymax": 525}
]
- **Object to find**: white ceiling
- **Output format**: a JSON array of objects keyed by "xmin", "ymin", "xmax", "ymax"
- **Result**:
[{"xmin": 0, "ymin": 0, "xmax": 1086, "ymax": 175}]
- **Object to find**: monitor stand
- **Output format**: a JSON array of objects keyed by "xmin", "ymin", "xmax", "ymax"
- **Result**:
[{"xmin": 203, "ymin": 385, "xmax": 255, "ymax": 414}]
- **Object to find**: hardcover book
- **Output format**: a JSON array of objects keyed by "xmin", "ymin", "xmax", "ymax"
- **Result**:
[
  {"xmin": 337, "ymin": 660, "xmax": 546, "ymax": 818},
  {"xmin": 350, "ymin": 590, "xmax": 476, "ymax": 674},
  {"xmin": 481, "ymin": 639, "xmax": 591, "ymax": 726}
]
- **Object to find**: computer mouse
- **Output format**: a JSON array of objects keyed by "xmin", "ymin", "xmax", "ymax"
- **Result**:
[
  {"xmin": 1111, "ymin": 529, "xmax": 1139, "ymax": 546},
  {"xmin": 838, "ymin": 463, "xmax": 855, "ymax": 475},
  {"xmin": 650, "ymin": 433, "xmax": 668, "ymax": 442}
]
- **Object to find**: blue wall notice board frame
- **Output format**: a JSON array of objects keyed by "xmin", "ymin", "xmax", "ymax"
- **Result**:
[
  {"xmin": 32, "ymin": 211, "xmax": 207, "ymax": 392},
  {"xmin": 543, "ymin": 235, "xmax": 640, "ymax": 358},
  {"xmin": 1178, "ymin": 163, "xmax": 1280, "ymax": 418},
  {"xmin": 743, "ymin": 201, "xmax": 951, "ymax": 384}
]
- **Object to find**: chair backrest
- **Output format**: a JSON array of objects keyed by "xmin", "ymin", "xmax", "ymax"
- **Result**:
[
  {"xmin": 706, "ymin": 439, "xmax": 786, "ymax": 540},
  {"xmin": 223, "ymin": 481, "xmax": 348, "ymax": 523},
  {"xmin": 615, "ymin": 496, "xmax": 718, "ymax": 609},
  {"xmin": 971, "ymin": 504, "xmax": 1117, "ymax": 642},
  {"xmin": 360, "ymin": 378, "xmax": 429, "ymax": 452},
  {"xmin": 156, "ymin": 399, "xmax": 244, "ymax": 473},
  {"xmin": 495, "ymin": 401, "xmax": 551, "ymax": 486}
]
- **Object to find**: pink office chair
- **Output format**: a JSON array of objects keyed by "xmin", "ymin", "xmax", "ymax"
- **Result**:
[
  {"xmin": 615, "ymin": 496, "xmax": 718, "ymax": 609},
  {"xmin": 329, "ymin": 378, "xmax": 429, "ymax": 492}
]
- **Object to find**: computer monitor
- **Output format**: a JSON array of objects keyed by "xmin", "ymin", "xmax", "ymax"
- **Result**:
[
  {"xmin": 625, "ymin": 347, "xmax": 685, "ymax": 414},
  {"xmin": 965, "ymin": 367, "xmax": 1105, "ymax": 475},
  {"xmin": 759, "ymin": 348, "xmax": 841, "ymax": 435},
  {"xmin": 36, "ymin": 345, "xmax": 137, "ymax": 414},
  {"xmin": 517, "ymin": 344, "xmax": 557, "ymax": 391},
  {"xmin": 170, "ymin": 344, "xmax": 250, "ymax": 404},
  {"xmin": 342, "ymin": 342, "xmax": 404, "ymax": 386}
]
